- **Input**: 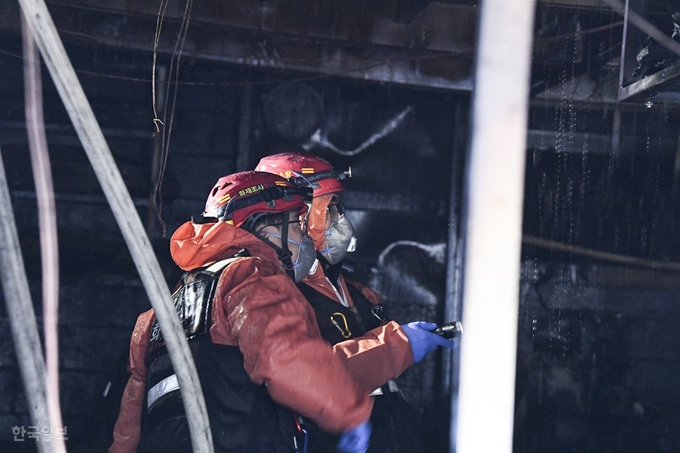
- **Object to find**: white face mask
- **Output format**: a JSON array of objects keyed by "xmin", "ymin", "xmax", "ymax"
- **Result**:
[
  {"xmin": 267, "ymin": 232, "xmax": 317, "ymax": 282},
  {"xmin": 320, "ymin": 215, "xmax": 357, "ymax": 265}
]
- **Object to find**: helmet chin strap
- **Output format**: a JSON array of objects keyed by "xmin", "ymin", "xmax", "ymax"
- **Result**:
[{"xmin": 244, "ymin": 211, "xmax": 296, "ymax": 280}]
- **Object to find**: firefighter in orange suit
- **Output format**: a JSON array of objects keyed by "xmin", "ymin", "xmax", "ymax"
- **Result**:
[{"xmin": 257, "ymin": 153, "xmax": 454, "ymax": 452}]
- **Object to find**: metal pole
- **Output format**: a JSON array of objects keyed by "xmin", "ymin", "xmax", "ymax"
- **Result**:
[
  {"xmin": 15, "ymin": 1, "xmax": 214, "ymax": 451},
  {"xmin": 455, "ymin": 1, "xmax": 536, "ymax": 453},
  {"xmin": 444, "ymin": 100, "xmax": 469, "ymax": 453}
]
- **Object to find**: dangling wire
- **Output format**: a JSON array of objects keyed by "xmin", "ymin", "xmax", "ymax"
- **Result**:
[
  {"xmin": 151, "ymin": 0, "xmax": 170, "ymax": 132},
  {"xmin": 151, "ymin": 0, "xmax": 194, "ymax": 236}
]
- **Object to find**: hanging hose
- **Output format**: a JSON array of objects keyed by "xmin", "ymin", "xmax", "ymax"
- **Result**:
[
  {"xmin": 16, "ymin": 1, "xmax": 214, "ymax": 451},
  {"xmin": 21, "ymin": 13, "xmax": 66, "ymax": 453},
  {"xmin": 0, "ymin": 149, "xmax": 52, "ymax": 453}
]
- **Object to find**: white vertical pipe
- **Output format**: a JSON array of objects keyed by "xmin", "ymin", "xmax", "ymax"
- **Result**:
[
  {"xmin": 16, "ymin": 1, "xmax": 213, "ymax": 451},
  {"xmin": 456, "ymin": 1, "xmax": 536, "ymax": 453},
  {"xmin": 21, "ymin": 14, "xmax": 66, "ymax": 453}
]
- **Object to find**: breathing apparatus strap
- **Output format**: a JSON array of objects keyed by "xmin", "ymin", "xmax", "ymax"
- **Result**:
[{"xmin": 278, "ymin": 212, "xmax": 295, "ymax": 280}]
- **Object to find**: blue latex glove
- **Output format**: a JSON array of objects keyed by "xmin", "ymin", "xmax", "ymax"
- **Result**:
[
  {"xmin": 337, "ymin": 420, "xmax": 372, "ymax": 453},
  {"xmin": 401, "ymin": 321, "xmax": 456, "ymax": 363}
]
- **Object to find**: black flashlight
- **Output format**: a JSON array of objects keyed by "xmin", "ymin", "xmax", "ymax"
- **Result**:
[{"xmin": 432, "ymin": 321, "xmax": 463, "ymax": 339}]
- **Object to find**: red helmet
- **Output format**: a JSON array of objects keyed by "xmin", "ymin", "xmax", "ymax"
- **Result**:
[
  {"xmin": 256, "ymin": 152, "xmax": 350, "ymax": 197},
  {"xmin": 203, "ymin": 171, "xmax": 309, "ymax": 227}
]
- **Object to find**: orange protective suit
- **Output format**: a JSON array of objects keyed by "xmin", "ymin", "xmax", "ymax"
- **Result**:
[{"xmin": 110, "ymin": 220, "xmax": 412, "ymax": 453}]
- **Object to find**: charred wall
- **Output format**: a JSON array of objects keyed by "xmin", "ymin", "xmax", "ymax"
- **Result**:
[
  {"xmin": 516, "ymin": 101, "xmax": 680, "ymax": 453},
  {"xmin": 2, "ymin": 5, "xmax": 680, "ymax": 453}
]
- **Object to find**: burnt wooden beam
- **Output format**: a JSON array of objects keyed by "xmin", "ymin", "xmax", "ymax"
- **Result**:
[{"xmin": 0, "ymin": 0, "xmax": 475, "ymax": 90}]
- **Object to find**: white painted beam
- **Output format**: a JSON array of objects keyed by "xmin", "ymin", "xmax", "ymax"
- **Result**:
[{"xmin": 455, "ymin": 0, "xmax": 536, "ymax": 452}]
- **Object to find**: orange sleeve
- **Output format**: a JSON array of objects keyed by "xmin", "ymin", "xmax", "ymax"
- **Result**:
[
  {"xmin": 332, "ymin": 321, "xmax": 414, "ymax": 393},
  {"xmin": 218, "ymin": 257, "xmax": 373, "ymax": 433},
  {"xmin": 335, "ymin": 277, "xmax": 413, "ymax": 392},
  {"xmin": 109, "ymin": 310, "xmax": 154, "ymax": 453}
]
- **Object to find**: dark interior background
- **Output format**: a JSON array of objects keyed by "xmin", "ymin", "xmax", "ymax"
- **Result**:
[{"xmin": 2, "ymin": 0, "xmax": 680, "ymax": 452}]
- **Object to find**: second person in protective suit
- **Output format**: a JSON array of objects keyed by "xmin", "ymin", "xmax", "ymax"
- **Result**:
[{"xmin": 257, "ymin": 152, "xmax": 454, "ymax": 452}]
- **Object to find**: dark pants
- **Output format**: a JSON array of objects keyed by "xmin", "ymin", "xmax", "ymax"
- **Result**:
[{"xmin": 138, "ymin": 417, "xmax": 192, "ymax": 453}]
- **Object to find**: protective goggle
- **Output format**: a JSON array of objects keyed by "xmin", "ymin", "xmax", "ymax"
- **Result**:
[{"xmin": 327, "ymin": 201, "xmax": 345, "ymax": 220}]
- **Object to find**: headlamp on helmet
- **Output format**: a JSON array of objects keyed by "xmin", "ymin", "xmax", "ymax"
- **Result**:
[{"xmin": 256, "ymin": 152, "xmax": 351, "ymax": 197}]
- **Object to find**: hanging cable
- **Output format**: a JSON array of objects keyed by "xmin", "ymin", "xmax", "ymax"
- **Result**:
[
  {"xmin": 152, "ymin": 0, "xmax": 194, "ymax": 236},
  {"xmin": 152, "ymin": 0, "xmax": 170, "ymax": 132}
]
